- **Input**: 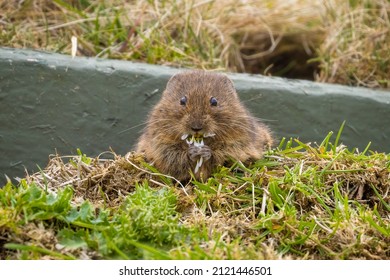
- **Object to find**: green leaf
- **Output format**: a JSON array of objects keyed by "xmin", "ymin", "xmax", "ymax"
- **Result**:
[{"xmin": 58, "ymin": 228, "xmax": 89, "ymax": 250}]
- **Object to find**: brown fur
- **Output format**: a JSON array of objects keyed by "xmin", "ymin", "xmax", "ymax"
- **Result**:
[{"xmin": 136, "ymin": 70, "xmax": 273, "ymax": 181}]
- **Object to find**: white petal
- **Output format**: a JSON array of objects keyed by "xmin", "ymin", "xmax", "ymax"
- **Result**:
[
  {"xmin": 194, "ymin": 140, "xmax": 202, "ymax": 147},
  {"xmin": 198, "ymin": 156, "xmax": 203, "ymax": 166},
  {"xmin": 194, "ymin": 161, "xmax": 200, "ymax": 173},
  {"xmin": 194, "ymin": 157, "xmax": 203, "ymax": 174}
]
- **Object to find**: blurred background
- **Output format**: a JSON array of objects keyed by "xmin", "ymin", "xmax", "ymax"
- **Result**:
[{"xmin": 1, "ymin": 0, "xmax": 389, "ymax": 88}]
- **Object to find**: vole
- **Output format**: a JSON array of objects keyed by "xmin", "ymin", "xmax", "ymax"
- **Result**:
[{"xmin": 136, "ymin": 70, "xmax": 273, "ymax": 181}]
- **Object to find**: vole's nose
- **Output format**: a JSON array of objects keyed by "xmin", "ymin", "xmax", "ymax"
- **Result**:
[
  {"xmin": 190, "ymin": 118, "xmax": 204, "ymax": 133},
  {"xmin": 191, "ymin": 125, "xmax": 203, "ymax": 132}
]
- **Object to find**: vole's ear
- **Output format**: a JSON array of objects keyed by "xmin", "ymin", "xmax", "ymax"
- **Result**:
[
  {"xmin": 164, "ymin": 72, "xmax": 186, "ymax": 95},
  {"xmin": 217, "ymin": 73, "xmax": 238, "ymax": 99},
  {"xmin": 166, "ymin": 72, "xmax": 179, "ymax": 85}
]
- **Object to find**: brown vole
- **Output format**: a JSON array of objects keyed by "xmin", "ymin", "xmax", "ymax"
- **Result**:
[{"xmin": 136, "ymin": 70, "xmax": 273, "ymax": 181}]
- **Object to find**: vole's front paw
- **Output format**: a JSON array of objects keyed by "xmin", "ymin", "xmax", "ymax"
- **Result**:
[{"xmin": 189, "ymin": 144, "xmax": 211, "ymax": 161}]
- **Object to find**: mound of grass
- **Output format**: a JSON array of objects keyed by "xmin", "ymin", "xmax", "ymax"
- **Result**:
[
  {"xmin": 1, "ymin": 131, "xmax": 389, "ymax": 260},
  {"xmin": 0, "ymin": 0, "xmax": 388, "ymax": 87}
]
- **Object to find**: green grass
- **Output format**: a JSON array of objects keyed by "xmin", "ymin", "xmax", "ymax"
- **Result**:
[{"xmin": 1, "ymin": 131, "xmax": 389, "ymax": 260}]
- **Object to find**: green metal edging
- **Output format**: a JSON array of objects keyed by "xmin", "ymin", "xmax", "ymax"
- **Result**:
[{"xmin": 1, "ymin": 47, "xmax": 389, "ymax": 184}]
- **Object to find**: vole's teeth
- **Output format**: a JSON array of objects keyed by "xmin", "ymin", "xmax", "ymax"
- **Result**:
[
  {"xmin": 204, "ymin": 132, "xmax": 216, "ymax": 138},
  {"xmin": 186, "ymin": 138, "xmax": 193, "ymax": 145},
  {"xmin": 200, "ymin": 139, "xmax": 204, "ymax": 146},
  {"xmin": 181, "ymin": 134, "xmax": 189, "ymax": 140}
]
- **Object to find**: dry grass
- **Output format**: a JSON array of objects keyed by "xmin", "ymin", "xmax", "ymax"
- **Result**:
[
  {"xmin": 317, "ymin": 0, "xmax": 390, "ymax": 88},
  {"xmin": 1, "ymin": 0, "xmax": 389, "ymax": 87}
]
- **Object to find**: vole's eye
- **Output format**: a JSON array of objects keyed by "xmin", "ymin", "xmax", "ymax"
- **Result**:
[
  {"xmin": 210, "ymin": 97, "xmax": 218, "ymax": 106},
  {"xmin": 180, "ymin": 96, "xmax": 187, "ymax": 106}
]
